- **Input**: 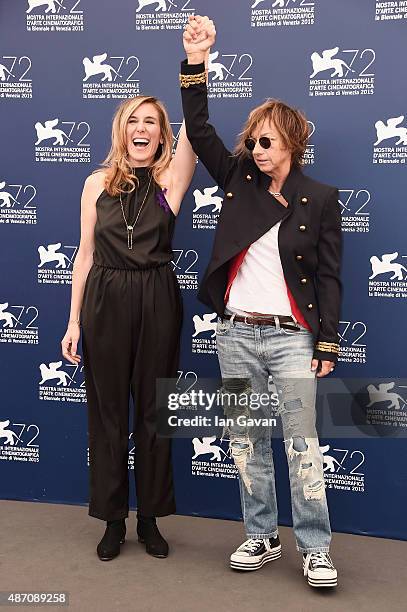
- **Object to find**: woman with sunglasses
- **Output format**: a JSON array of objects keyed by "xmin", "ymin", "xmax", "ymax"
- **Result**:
[{"xmin": 180, "ymin": 16, "xmax": 342, "ymax": 588}]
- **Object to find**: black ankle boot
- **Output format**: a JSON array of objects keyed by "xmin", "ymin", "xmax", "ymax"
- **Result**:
[
  {"xmin": 97, "ymin": 519, "xmax": 126, "ymax": 561},
  {"xmin": 137, "ymin": 515, "xmax": 169, "ymax": 558}
]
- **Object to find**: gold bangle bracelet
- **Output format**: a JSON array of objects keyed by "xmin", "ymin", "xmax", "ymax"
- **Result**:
[{"xmin": 179, "ymin": 71, "xmax": 207, "ymax": 88}]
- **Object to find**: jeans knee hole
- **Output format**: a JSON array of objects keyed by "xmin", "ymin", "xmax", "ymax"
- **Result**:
[
  {"xmin": 231, "ymin": 442, "xmax": 250, "ymax": 453},
  {"xmin": 292, "ymin": 435, "xmax": 308, "ymax": 452}
]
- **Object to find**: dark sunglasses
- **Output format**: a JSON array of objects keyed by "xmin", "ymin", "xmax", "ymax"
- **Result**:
[{"xmin": 244, "ymin": 136, "xmax": 272, "ymax": 151}]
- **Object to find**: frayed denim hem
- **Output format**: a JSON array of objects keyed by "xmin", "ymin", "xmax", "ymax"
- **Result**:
[
  {"xmin": 246, "ymin": 530, "xmax": 279, "ymax": 539},
  {"xmin": 297, "ymin": 545, "xmax": 330, "ymax": 554}
]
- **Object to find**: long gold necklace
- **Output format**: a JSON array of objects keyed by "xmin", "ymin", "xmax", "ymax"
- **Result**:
[{"xmin": 119, "ymin": 173, "xmax": 152, "ymax": 250}]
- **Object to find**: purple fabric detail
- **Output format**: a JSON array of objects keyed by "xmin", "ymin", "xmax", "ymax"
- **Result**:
[{"xmin": 156, "ymin": 187, "xmax": 170, "ymax": 213}]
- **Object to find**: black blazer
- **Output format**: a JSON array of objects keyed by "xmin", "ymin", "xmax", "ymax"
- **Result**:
[{"xmin": 180, "ymin": 60, "xmax": 342, "ymax": 363}]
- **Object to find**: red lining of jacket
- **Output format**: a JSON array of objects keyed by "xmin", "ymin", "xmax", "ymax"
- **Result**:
[{"xmin": 224, "ymin": 248, "xmax": 311, "ymax": 331}]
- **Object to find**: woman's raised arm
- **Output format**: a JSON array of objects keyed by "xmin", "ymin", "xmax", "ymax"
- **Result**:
[
  {"xmin": 180, "ymin": 16, "xmax": 236, "ymax": 190},
  {"xmin": 164, "ymin": 120, "xmax": 196, "ymax": 216}
]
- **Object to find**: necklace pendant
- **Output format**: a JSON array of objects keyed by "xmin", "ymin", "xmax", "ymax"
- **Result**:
[
  {"xmin": 127, "ymin": 227, "xmax": 133, "ymax": 250},
  {"xmin": 120, "ymin": 173, "xmax": 153, "ymax": 251}
]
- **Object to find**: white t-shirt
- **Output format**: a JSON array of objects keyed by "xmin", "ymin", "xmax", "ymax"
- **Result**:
[{"xmin": 226, "ymin": 220, "xmax": 292, "ymax": 315}]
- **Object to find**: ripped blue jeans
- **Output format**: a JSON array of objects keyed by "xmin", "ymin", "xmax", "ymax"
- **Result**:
[{"xmin": 216, "ymin": 314, "xmax": 331, "ymax": 553}]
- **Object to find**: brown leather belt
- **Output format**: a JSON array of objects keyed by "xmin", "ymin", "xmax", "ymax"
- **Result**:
[{"xmin": 222, "ymin": 313, "xmax": 300, "ymax": 331}]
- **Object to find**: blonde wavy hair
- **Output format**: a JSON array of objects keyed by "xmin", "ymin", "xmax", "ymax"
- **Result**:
[
  {"xmin": 97, "ymin": 96, "xmax": 173, "ymax": 196},
  {"xmin": 234, "ymin": 98, "xmax": 310, "ymax": 167}
]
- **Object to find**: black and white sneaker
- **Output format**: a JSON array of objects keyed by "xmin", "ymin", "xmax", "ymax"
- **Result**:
[
  {"xmin": 303, "ymin": 552, "xmax": 338, "ymax": 587},
  {"xmin": 230, "ymin": 536, "xmax": 282, "ymax": 571}
]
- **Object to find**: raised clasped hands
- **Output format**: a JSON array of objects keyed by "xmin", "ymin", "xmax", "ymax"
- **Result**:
[{"xmin": 183, "ymin": 15, "xmax": 216, "ymax": 63}]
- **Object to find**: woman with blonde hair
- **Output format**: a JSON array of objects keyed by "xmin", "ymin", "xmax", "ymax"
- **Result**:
[{"xmin": 61, "ymin": 95, "xmax": 196, "ymax": 561}]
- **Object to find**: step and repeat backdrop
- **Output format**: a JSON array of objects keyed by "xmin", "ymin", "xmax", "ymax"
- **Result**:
[{"xmin": 1, "ymin": 0, "xmax": 407, "ymax": 539}]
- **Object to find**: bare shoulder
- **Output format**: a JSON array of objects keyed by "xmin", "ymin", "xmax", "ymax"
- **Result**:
[
  {"xmin": 83, "ymin": 169, "xmax": 108, "ymax": 202},
  {"xmin": 85, "ymin": 169, "xmax": 108, "ymax": 189}
]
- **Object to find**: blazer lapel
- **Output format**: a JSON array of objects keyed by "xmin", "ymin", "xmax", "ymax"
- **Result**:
[{"xmin": 207, "ymin": 163, "xmax": 304, "ymax": 274}]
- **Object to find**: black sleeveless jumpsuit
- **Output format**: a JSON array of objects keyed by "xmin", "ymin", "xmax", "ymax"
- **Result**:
[{"xmin": 81, "ymin": 167, "xmax": 182, "ymax": 521}]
